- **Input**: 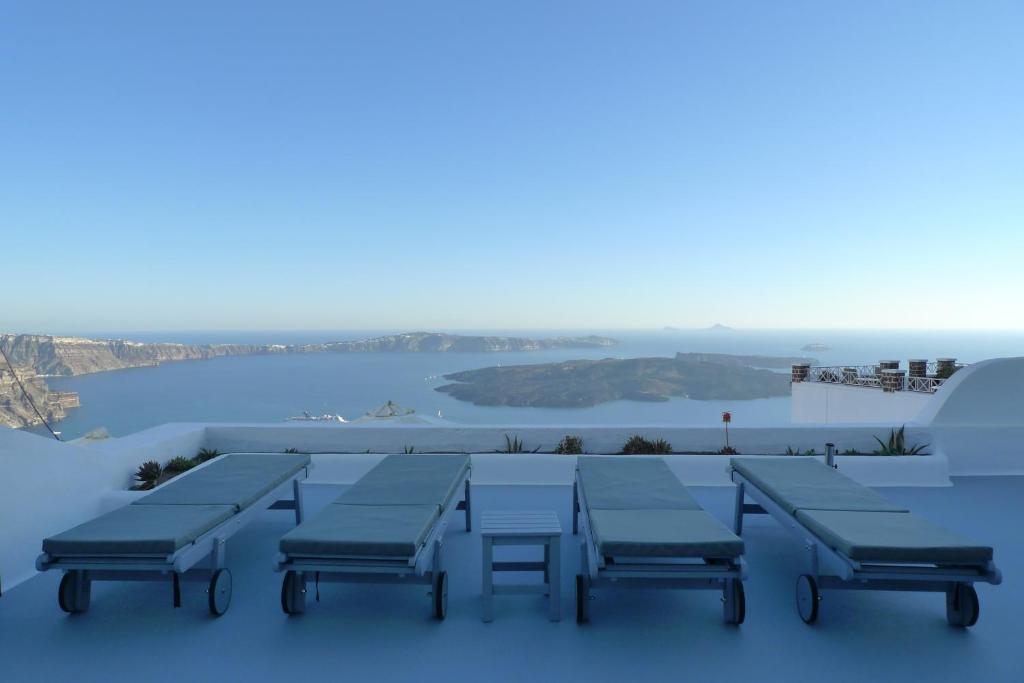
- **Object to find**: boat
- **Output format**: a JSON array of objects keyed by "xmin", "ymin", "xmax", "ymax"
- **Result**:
[{"xmin": 286, "ymin": 412, "xmax": 347, "ymax": 423}]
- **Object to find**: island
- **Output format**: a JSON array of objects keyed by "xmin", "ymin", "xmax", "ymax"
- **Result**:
[
  {"xmin": 0, "ymin": 331, "xmax": 618, "ymax": 428},
  {"xmin": 435, "ymin": 352, "xmax": 813, "ymax": 408},
  {"xmin": 801, "ymin": 343, "xmax": 832, "ymax": 352}
]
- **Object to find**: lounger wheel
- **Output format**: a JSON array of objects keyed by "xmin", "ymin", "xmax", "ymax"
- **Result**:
[
  {"xmin": 58, "ymin": 571, "xmax": 90, "ymax": 614},
  {"xmin": 433, "ymin": 571, "xmax": 448, "ymax": 620},
  {"xmin": 207, "ymin": 568, "xmax": 232, "ymax": 617},
  {"xmin": 796, "ymin": 574, "xmax": 819, "ymax": 624},
  {"xmin": 723, "ymin": 580, "xmax": 745, "ymax": 625},
  {"xmin": 575, "ymin": 575, "xmax": 590, "ymax": 624},
  {"xmin": 946, "ymin": 583, "xmax": 979, "ymax": 628},
  {"xmin": 281, "ymin": 571, "xmax": 306, "ymax": 615}
]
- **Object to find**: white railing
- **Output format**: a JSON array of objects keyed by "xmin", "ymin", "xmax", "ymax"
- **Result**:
[{"xmin": 806, "ymin": 364, "xmax": 962, "ymax": 393}]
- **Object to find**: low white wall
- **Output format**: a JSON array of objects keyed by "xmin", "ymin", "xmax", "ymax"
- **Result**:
[
  {"xmin": 202, "ymin": 422, "xmax": 909, "ymax": 457},
  {"xmin": 0, "ymin": 429, "xmax": 125, "ymax": 592},
  {"xmin": 791, "ymin": 382, "xmax": 932, "ymax": 424}
]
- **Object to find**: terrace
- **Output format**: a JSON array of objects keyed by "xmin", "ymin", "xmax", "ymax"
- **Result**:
[{"xmin": 1, "ymin": 357, "xmax": 1022, "ymax": 682}]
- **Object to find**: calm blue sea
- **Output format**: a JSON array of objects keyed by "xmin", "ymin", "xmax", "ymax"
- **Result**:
[{"xmin": 25, "ymin": 330, "xmax": 1024, "ymax": 439}]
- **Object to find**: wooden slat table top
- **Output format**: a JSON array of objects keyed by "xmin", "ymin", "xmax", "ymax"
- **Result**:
[{"xmin": 481, "ymin": 510, "xmax": 562, "ymax": 537}]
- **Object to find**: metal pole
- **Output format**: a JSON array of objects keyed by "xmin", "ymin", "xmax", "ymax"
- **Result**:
[{"xmin": 825, "ymin": 442, "xmax": 835, "ymax": 469}]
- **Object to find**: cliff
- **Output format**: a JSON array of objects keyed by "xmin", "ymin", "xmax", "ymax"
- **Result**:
[
  {"xmin": 295, "ymin": 333, "xmax": 617, "ymax": 353},
  {"xmin": 0, "ymin": 335, "xmax": 276, "ymax": 377},
  {"xmin": 0, "ymin": 364, "xmax": 79, "ymax": 429}
]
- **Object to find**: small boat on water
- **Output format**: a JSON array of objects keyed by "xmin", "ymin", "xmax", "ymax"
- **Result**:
[{"xmin": 286, "ymin": 411, "xmax": 347, "ymax": 423}]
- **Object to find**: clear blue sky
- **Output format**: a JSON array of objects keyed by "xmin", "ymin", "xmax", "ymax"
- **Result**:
[{"xmin": 2, "ymin": 1, "xmax": 1022, "ymax": 332}]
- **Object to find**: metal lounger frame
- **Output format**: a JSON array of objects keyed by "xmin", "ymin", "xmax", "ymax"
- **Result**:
[
  {"xmin": 37, "ymin": 465, "xmax": 310, "ymax": 609},
  {"xmin": 730, "ymin": 469, "xmax": 1002, "ymax": 595},
  {"xmin": 572, "ymin": 465, "xmax": 746, "ymax": 620},
  {"xmin": 274, "ymin": 467, "xmax": 472, "ymax": 611}
]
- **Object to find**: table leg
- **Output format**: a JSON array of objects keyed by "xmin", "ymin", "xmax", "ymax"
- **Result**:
[
  {"xmin": 548, "ymin": 534, "xmax": 561, "ymax": 621},
  {"xmin": 482, "ymin": 536, "xmax": 494, "ymax": 622}
]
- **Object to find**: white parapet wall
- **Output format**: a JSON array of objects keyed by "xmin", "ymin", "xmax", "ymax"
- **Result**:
[{"xmin": 791, "ymin": 381, "xmax": 933, "ymax": 424}]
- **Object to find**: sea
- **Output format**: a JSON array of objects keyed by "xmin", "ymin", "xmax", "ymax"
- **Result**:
[{"xmin": 24, "ymin": 329, "xmax": 1024, "ymax": 440}]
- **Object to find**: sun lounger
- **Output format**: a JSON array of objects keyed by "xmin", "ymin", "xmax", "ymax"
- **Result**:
[
  {"xmin": 729, "ymin": 457, "xmax": 1001, "ymax": 626},
  {"xmin": 38, "ymin": 452, "xmax": 310, "ymax": 616},
  {"xmin": 572, "ymin": 456, "xmax": 746, "ymax": 624},
  {"xmin": 276, "ymin": 453, "xmax": 471, "ymax": 619}
]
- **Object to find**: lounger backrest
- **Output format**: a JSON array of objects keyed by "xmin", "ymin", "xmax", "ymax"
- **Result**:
[
  {"xmin": 730, "ymin": 458, "xmax": 908, "ymax": 516},
  {"xmin": 135, "ymin": 452, "xmax": 312, "ymax": 512},
  {"xmin": 577, "ymin": 456, "xmax": 701, "ymax": 511},
  {"xmin": 337, "ymin": 454, "xmax": 470, "ymax": 508}
]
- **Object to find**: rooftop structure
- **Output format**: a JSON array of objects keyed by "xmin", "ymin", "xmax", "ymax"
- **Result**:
[
  {"xmin": 791, "ymin": 356, "xmax": 1013, "ymax": 425},
  {"xmin": 1, "ymin": 357, "xmax": 1022, "ymax": 681}
]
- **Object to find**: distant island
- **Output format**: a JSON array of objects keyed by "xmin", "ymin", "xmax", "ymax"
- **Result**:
[
  {"xmin": 435, "ymin": 352, "xmax": 812, "ymax": 408},
  {"xmin": 705, "ymin": 323, "xmax": 734, "ymax": 331},
  {"xmin": 0, "ymin": 332, "xmax": 617, "ymax": 428},
  {"xmin": 801, "ymin": 343, "xmax": 832, "ymax": 352}
]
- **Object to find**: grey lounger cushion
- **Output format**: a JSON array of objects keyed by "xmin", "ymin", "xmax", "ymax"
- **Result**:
[
  {"xmin": 338, "ymin": 454, "xmax": 469, "ymax": 508},
  {"xmin": 577, "ymin": 456, "xmax": 700, "ymax": 511},
  {"xmin": 279, "ymin": 504, "xmax": 440, "ymax": 558},
  {"xmin": 795, "ymin": 509, "xmax": 994, "ymax": 564},
  {"xmin": 730, "ymin": 458, "xmax": 908, "ymax": 515},
  {"xmin": 43, "ymin": 504, "xmax": 235, "ymax": 556},
  {"xmin": 136, "ymin": 452, "xmax": 310, "ymax": 511},
  {"xmin": 588, "ymin": 509, "xmax": 744, "ymax": 558}
]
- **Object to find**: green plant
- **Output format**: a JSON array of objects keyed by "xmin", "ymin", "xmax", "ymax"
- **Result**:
[
  {"xmin": 283, "ymin": 447, "xmax": 303, "ymax": 454},
  {"xmin": 196, "ymin": 448, "xmax": 221, "ymax": 463},
  {"xmin": 621, "ymin": 435, "xmax": 672, "ymax": 455},
  {"xmin": 936, "ymin": 365, "xmax": 959, "ymax": 380},
  {"xmin": 873, "ymin": 425, "xmax": 930, "ymax": 455},
  {"xmin": 718, "ymin": 446, "xmax": 740, "ymax": 455},
  {"xmin": 164, "ymin": 456, "xmax": 197, "ymax": 473},
  {"xmin": 785, "ymin": 447, "xmax": 817, "ymax": 456},
  {"xmin": 403, "ymin": 445, "xmax": 416, "ymax": 454},
  {"xmin": 134, "ymin": 460, "xmax": 162, "ymax": 490},
  {"xmin": 498, "ymin": 434, "xmax": 539, "ymax": 453},
  {"xmin": 553, "ymin": 435, "xmax": 584, "ymax": 455}
]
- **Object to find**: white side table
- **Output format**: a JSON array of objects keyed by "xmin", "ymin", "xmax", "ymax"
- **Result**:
[{"xmin": 481, "ymin": 510, "xmax": 562, "ymax": 622}]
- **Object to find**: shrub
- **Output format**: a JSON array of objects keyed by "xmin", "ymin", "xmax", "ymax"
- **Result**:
[
  {"xmin": 134, "ymin": 460, "xmax": 162, "ymax": 490},
  {"xmin": 196, "ymin": 448, "xmax": 221, "ymax": 463},
  {"xmin": 785, "ymin": 447, "xmax": 817, "ymax": 456},
  {"xmin": 283, "ymin": 447, "xmax": 305, "ymax": 454},
  {"xmin": 164, "ymin": 456, "xmax": 197, "ymax": 473},
  {"xmin": 621, "ymin": 435, "xmax": 672, "ymax": 455},
  {"xmin": 718, "ymin": 446, "xmax": 740, "ymax": 455},
  {"xmin": 403, "ymin": 446, "xmax": 416, "ymax": 454},
  {"xmin": 554, "ymin": 435, "xmax": 584, "ymax": 455},
  {"xmin": 873, "ymin": 426, "xmax": 929, "ymax": 455}
]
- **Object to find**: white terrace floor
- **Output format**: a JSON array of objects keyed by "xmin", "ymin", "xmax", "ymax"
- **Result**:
[{"xmin": 2, "ymin": 477, "xmax": 1022, "ymax": 682}]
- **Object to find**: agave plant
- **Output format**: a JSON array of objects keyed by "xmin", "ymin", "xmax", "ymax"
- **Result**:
[
  {"xmin": 403, "ymin": 445, "xmax": 416, "ymax": 454},
  {"xmin": 498, "ymin": 434, "xmax": 539, "ymax": 454},
  {"xmin": 283, "ymin": 447, "xmax": 304, "ymax": 454},
  {"xmin": 195, "ymin": 448, "xmax": 222, "ymax": 463},
  {"xmin": 873, "ymin": 426, "xmax": 929, "ymax": 456},
  {"xmin": 134, "ymin": 460, "xmax": 162, "ymax": 490},
  {"xmin": 164, "ymin": 456, "xmax": 197, "ymax": 473},
  {"xmin": 785, "ymin": 446, "xmax": 817, "ymax": 456},
  {"xmin": 554, "ymin": 435, "xmax": 584, "ymax": 455}
]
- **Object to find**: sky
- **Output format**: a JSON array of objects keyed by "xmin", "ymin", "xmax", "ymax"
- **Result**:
[{"xmin": 1, "ymin": 1, "xmax": 1022, "ymax": 333}]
